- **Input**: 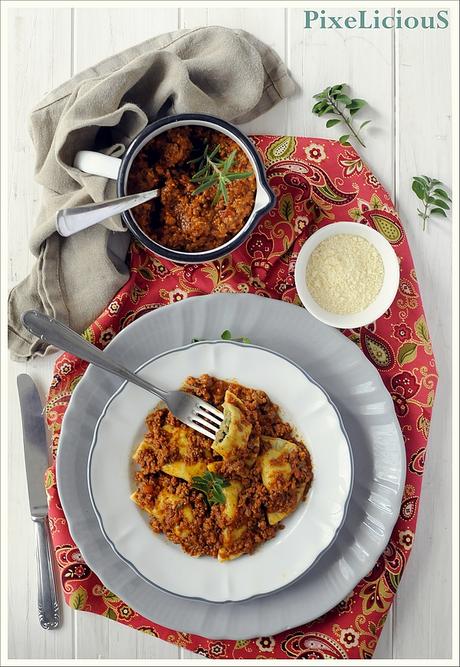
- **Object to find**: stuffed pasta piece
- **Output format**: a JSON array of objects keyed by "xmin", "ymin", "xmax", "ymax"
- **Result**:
[
  {"xmin": 259, "ymin": 436, "xmax": 313, "ymax": 525},
  {"xmin": 212, "ymin": 390, "xmax": 260, "ymax": 467}
]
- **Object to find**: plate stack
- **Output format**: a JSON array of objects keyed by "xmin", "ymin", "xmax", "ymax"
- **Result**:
[{"xmin": 57, "ymin": 293, "xmax": 405, "ymax": 639}]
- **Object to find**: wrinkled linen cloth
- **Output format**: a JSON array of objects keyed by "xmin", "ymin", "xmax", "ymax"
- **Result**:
[{"xmin": 8, "ymin": 26, "xmax": 295, "ymax": 360}]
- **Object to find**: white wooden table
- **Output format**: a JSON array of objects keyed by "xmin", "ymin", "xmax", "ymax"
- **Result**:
[{"xmin": 7, "ymin": 5, "xmax": 452, "ymax": 660}]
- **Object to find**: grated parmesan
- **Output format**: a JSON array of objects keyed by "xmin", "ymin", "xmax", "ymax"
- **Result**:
[{"xmin": 306, "ymin": 234, "xmax": 384, "ymax": 314}]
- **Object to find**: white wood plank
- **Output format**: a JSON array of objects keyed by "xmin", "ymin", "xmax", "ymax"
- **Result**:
[
  {"xmin": 7, "ymin": 7, "xmax": 72, "ymax": 291},
  {"xmin": 73, "ymin": 7, "xmax": 179, "ymax": 72},
  {"xmin": 183, "ymin": 7, "xmax": 288, "ymax": 135},
  {"xmin": 179, "ymin": 6, "xmax": 207, "ymax": 29},
  {"xmin": 71, "ymin": 6, "xmax": 181, "ymax": 660},
  {"xmin": 373, "ymin": 619, "xmax": 394, "ymax": 659},
  {"xmin": 181, "ymin": 648, "xmax": 203, "ymax": 660},
  {"xmin": 392, "ymin": 9, "xmax": 452, "ymax": 659},
  {"xmin": 74, "ymin": 612, "xmax": 182, "ymax": 660},
  {"xmin": 7, "ymin": 7, "xmax": 74, "ymax": 660},
  {"xmin": 286, "ymin": 7, "xmax": 395, "ymax": 195}
]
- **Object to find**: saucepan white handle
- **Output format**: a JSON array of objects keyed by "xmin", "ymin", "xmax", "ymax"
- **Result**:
[{"xmin": 74, "ymin": 150, "xmax": 122, "ymax": 180}]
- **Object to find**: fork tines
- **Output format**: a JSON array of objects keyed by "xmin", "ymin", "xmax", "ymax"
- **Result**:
[{"xmin": 191, "ymin": 402, "xmax": 223, "ymax": 439}]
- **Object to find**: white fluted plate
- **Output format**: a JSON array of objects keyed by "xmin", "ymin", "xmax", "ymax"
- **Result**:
[{"xmin": 87, "ymin": 341, "xmax": 353, "ymax": 603}]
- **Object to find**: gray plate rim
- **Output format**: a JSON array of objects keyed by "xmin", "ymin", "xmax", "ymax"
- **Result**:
[{"xmin": 56, "ymin": 293, "xmax": 406, "ymax": 640}]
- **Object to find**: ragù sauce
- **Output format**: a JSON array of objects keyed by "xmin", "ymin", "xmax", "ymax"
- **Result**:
[{"xmin": 127, "ymin": 126, "xmax": 256, "ymax": 252}]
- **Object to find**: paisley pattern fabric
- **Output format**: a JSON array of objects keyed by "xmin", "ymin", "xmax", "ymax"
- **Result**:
[{"xmin": 44, "ymin": 136, "xmax": 437, "ymax": 659}]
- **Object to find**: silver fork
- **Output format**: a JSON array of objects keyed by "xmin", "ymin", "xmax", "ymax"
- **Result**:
[{"xmin": 21, "ymin": 310, "xmax": 223, "ymax": 439}]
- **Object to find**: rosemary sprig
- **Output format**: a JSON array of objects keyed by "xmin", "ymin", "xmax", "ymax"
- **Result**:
[
  {"xmin": 412, "ymin": 175, "xmax": 451, "ymax": 231},
  {"xmin": 312, "ymin": 83, "xmax": 371, "ymax": 148},
  {"xmin": 191, "ymin": 471, "xmax": 230, "ymax": 506},
  {"xmin": 189, "ymin": 143, "xmax": 253, "ymax": 206}
]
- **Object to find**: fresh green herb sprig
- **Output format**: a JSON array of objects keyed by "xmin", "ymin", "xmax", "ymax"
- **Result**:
[
  {"xmin": 192, "ymin": 330, "xmax": 251, "ymax": 344},
  {"xmin": 191, "ymin": 471, "xmax": 229, "ymax": 506},
  {"xmin": 189, "ymin": 143, "xmax": 253, "ymax": 206},
  {"xmin": 312, "ymin": 84, "xmax": 371, "ymax": 148},
  {"xmin": 220, "ymin": 330, "xmax": 251, "ymax": 344},
  {"xmin": 412, "ymin": 176, "xmax": 451, "ymax": 231}
]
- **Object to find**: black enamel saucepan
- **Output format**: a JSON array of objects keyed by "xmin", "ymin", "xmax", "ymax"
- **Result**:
[{"xmin": 72, "ymin": 113, "xmax": 275, "ymax": 264}]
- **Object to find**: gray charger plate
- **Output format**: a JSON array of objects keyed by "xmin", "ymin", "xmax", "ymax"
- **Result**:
[{"xmin": 57, "ymin": 293, "xmax": 405, "ymax": 640}]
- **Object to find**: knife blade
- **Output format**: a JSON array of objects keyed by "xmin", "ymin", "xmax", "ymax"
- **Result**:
[
  {"xmin": 17, "ymin": 373, "xmax": 49, "ymax": 518},
  {"xmin": 17, "ymin": 373, "xmax": 60, "ymax": 630}
]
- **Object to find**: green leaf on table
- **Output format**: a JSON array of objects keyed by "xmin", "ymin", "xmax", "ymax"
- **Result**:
[
  {"xmin": 311, "ymin": 83, "xmax": 370, "ymax": 148},
  {"xmin": 318, "ymin": 104, "xmax": 334, "ymax": 116},
  {"xmin": 432, "ymin": 199, "xmax": 450, "ymax": 210},
  {"xmin": 312, "ymin": 101, "xmax": 327, "ymax": 113},
  {"xmin": 338, "ymin": 134, "xmax": 351, "ymax": 146},
  {"xmin": 348, "ymin": 99, "xmax": 367, "ymax": 116},
  {"xmin": 433, "ymin": 188, "xmax": 451, "ymax": 201},
  {"xmin": 411, "ymin": 180, "xmax": 426, "ymax": 200},
  {"xmin": 328, "ymin": 83, "xmax": 347, "ymax": 99},
  {"xmin": 412, "ymin": 174, "xmax": 451, "ymax": 230},
  {"xmin": 221, "ymin": 330, "xmax": 232, "ymax": 340},
  {"xmin": 430, "ymin": 207, "xmax": 447, "ymax": 217},
  {"xmin": 348, "ymin": 98, "xmax": 367, "ymax": 109},
  {"xmin": 397, "ymin": 342, "xmax": 418, "ymax": 365}
]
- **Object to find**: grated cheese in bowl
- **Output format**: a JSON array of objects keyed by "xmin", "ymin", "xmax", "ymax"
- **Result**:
[{"xmin": 305, "ymin": 234, "xmax": 384, "ymax": 315}]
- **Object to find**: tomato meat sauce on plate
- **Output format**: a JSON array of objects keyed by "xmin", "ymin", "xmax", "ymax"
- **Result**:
[{"xmin": 131, "ymin": 375, "xmax": 313, "ymax": 561}]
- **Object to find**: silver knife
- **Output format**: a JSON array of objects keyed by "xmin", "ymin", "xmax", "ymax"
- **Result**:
[{"xmin": 17, "ymin": 373, "xmax": 60, "ymax": 630}]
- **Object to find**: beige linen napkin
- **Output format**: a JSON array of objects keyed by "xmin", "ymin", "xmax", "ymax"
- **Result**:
[{"xmin": 8, "ymin": 26, "xmax": 295, "ymax": 360}]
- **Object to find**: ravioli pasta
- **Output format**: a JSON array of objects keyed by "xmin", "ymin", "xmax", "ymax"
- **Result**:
[{"xmin": 131, "ymin": 375, "xmax": 313, "ymax": 561}]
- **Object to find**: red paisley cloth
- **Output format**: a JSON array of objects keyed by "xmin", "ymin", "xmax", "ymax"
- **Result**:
[{"xmin": 44, "ymin": 136, "xmax": 437, "ymax": 659}]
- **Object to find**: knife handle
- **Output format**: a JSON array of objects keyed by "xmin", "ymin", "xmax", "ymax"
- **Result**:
[{"xmin": 33, "ymin": 516, "xmax": 60, "ymax": 629}]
